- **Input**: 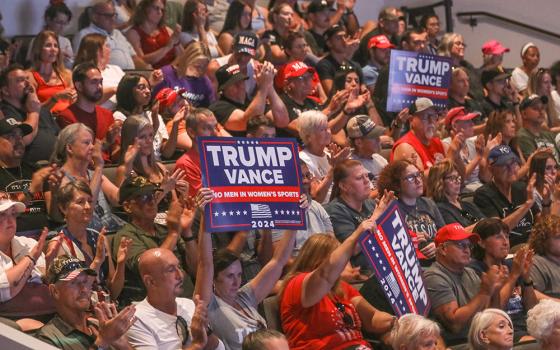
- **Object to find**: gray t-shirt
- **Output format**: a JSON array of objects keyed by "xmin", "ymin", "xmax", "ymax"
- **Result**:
[
  {"xmin": 424, "ymin": 261, "xmax": 481, "ymax": 345},
  {"xmin": 208, "ymin": 284, "xmax": 266, "ymax": 350},
  {"xmin": 530, "ymin": 254, "xmax": 560, "ymax": 298},
  {"xmin": 271, "ymin": 200, "xmax": 333, "ymax": 255}
]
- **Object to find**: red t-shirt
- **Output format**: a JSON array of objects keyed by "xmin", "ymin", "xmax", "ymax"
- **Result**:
[
  {"xmin": 390, "ymin": 131, "xmax": 445, "ymax": 169},
  {"xmin": 175, "ymin": 147, "xmax": 201, "ymax": 197},
  {"xmin": 280, "ymin": 272, "xmax": 372, "ymax": 350},
  {"xmin": 56, "ymin": 104, "xmax": 115, "ymax": 141},
  {"xmin": 132, "ymin": 25, "xmax": 175, "ymax": 69}
]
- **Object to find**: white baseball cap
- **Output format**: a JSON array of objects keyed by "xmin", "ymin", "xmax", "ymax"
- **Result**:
[{"xmin": 0, "ymin": 198, "xmax": 25, "ymax": 213}]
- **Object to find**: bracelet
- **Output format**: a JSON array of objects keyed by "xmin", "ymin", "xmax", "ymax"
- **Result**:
[{"xmin": 25, "ymin": 254, "xmax": 36, "ymax": 265}]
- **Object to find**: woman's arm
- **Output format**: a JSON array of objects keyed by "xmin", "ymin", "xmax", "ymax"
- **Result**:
[
  {"xmin": 160, "ymin": 105, "xmax": 186, "ymax": 159},
  {"xmin": 352, "ymin": 295, "xmax": 395, "ymax": 335},
  {"xmin": 194, "ymin": 188, "xmax": 216, "ymax": 305},
  {"xmin": 217, "ymin": 32, "xmax": 234, "ymax": 56}
]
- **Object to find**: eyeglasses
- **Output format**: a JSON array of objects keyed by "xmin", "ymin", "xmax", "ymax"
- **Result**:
[
  {"xmin": 96, "ymin": 12, "xmax": 117, "ymax": 18},
  {"xmin": 402, "ymin": 172, "xmax": 423, "ymax": 183},
  {"xmin": 335, "ymin": 302, "xmax": 354, "ymax": 327},
  {"xmin": 133, "ymin": 193, "xmax": 157, "ymax": 204},
  {"xmin": 175, "ymin": 315, "xmax": 190, "ymax": 346},
  {"xmin": 445, "ymin": 175, "xmax": 462, "ymax": 183},
  {"xmin": 454, "ymin": 41, "xmax": 467, "ymax": 48},
  {"xmin": 447, "ymin": 240, "xmax": 473, "ymax": 250}
]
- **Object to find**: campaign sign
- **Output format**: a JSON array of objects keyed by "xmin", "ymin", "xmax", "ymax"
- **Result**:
[
  {"xmin": 387, "ymin": 49, "xmax": 452, "ymax": 112},
  {"xmin": 359, "ymin": 201, "xmax": 430, "ymax": 316},
  {"xmin": 198, "ymin": 137, "xmax": 306, "ymax": 232}
]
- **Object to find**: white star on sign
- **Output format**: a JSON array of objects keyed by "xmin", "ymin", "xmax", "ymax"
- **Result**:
[
  {"xmin": 382, "ymin": 266, "xmax": 386, "ymax": 271},
  {"xmin": 229, "ymin": 211, "xmax": 234, "ymax": 216},
  {"xmin": 214, "ymin": 212, "xmax": 219, "ymax": 217},
  {"xmin": 243, "ymin": 210, "xmax": 248, "ymax": 215},
  {"xmin": 274, "ymin": 210, "xmax": 279, "ymax": 215},
  {"xmin": 280, "ymin": 210, "xmax": 284, "ymax": 215},
  {"xmin": 236, "ymin": 210, "xmax": 241, "ymax": 215},
  {"xmin": 296, "ymin": 210, "xmax": 300, "ymax": 215},
  {"xmin": 221, "ymin": 211, "xmax": 227, "ymax": 216}
]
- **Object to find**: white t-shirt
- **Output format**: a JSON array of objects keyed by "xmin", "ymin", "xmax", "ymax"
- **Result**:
[
  {"xmin": 127, "ymin": 297, "xmax": 225, "ymax": 350},
  {"xmin": 511, "ymin": 67, "xmax": 529, "ymax": 93},
  {"xmin": 299, "ymin": 148, "xmax": 332, "ymax": 204},
  {"xmin": 113, "ymin": 110, "xmax": 169, "ymax": 160},
  {"xmin": 100, "ymin": 64, "xmax": 125, "ymax": 111}
]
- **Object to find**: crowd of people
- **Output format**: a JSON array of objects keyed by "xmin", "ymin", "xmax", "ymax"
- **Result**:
[{"xmin": 0, "ymin": 0, "xmax": 560, "ymax": 349}]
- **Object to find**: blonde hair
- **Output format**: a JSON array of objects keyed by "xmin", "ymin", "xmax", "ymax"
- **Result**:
[
  {"xmin": 30, "ymin": 30, "xmax": 65, "ymax": 72},
  {"xmin": 438, "ymin": 32, "xmax": 463, "ymax": 58},
  {"xmin": 391, "ymin": 314, "xmax": 440, "ymax": 349},
  {"xmin": 426, "ymin": 159, "xmax": 456, "ymax": 202},
  {"xmin": 526, "ymin": 68, "xmax": 560, "ymax": 127},
  {"xmin": 172, "ymin": 41, "xmax": 210, "ymax": 78}
]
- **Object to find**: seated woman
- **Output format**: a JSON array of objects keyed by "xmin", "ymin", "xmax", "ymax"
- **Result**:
[
  {"xmin": 529, "ymin": 150, "xmax": 559, "ymax": 212},
  {"xmin": 47, "ymin": 123, "xmax": 125, "ymax": 233},
  {"xmin": 114, "ymin": 74, "xmax": 177, "ymax": 160},
  {"xmin": 279, "ymin": 191, "xmax": 396, "ymax": 350},
  {"xmin": 378, "ymin": 160, "xmax": 445, "ymax": 262},
  {"xmin": 391, "ymin": 314, "xmax": 441, "ymax": 350},
  {"xmin": 180, "ymin": 0, "xmax": 223, "ymax": 58},
  {"xmin": 470, "ymin": 218, "xmax": 537, "ymax": 342},
  {"xmin": 28, "ymin": 30, "xmax": 75, "ymax": 114},
  {"xmin": 468, "ymin": 308, "xmax": 515, "ymax": 350},
  {"xmin": 126, "ymin": 0, "xmax": 182, "ymax": 69},
  {"xmin": 426, "ymin": 159, "xmax": 485, "ymax": 230},
  {"xmin": 46, "ymin": 180, "xmax": 131, "ymax": 300},
  {"xmin": 217, "ymin": 0, "xmax": 253, "ymax": 55},
  {"xmin": 527, "ymin": 299, "xmax": 560, "ymax": 350},
  {"xmin": 262, "ymin": 3, "xmax": 295, "ymax": 66},
  {"xmin": 0, "ymin": 195, "xmax": 54, "ymax": 331},
  {"xmin": 153, "ymin": 41, "xmax": 215, "ymax": 108},
  {"xmin": 526, "ymin": 68, "xmax": 560, "ymax": 131},
  {"xmin": 154, "ymin": 87, "xmax": 192, "ymax": 152},
  {"xmin": 528, "ymin": 215, "xmax": 560, "ymax": 298},
  {"xmin": 195, "ymin": 187, "xmax": 296, "ymax": 350}
]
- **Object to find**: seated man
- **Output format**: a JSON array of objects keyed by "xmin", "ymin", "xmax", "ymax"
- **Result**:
[
  {"xmin": 424, "ymin": 223, "xmax": 503, "ymax": 346},
  {"xmin": 36, "ymin": 255, "xmax": 135, "ymax": 349},
  {"xmin": 112, "ymin": 176, "xmax": 197, "ymax": 305},
  {"xmin": 127, "ymin": 248, "xmax": 224, "ymax": 350},
  {"xmin": 517, "ymin": 94, "xmax": 560, "ymax": 163},
  {"xmin": 209, "ymin": 63, "xmax": 288, "ymax": 136},
  {"xmin": 391, "ymin": 97, "xmax": 463, "ymax": 176}
]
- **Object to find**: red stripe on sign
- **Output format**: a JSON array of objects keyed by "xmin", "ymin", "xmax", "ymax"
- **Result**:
[{"xmin": 210, "ymin": 186, "xmax": 301, "ymax": 203}]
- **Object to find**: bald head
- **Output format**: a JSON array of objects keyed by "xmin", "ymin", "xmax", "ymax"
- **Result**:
[
  {"xmin": 139, "ymin": 248, "xmax": 185, "ymax": 302},
  {"xmin": 139, "ymin": 248, "xmax": 177, "ymax": 281}
]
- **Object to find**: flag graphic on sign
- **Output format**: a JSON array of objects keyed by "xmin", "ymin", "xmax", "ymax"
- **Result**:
[
  {"xmin": 250, "ymin": 204, "xmax": 272, "ymax": 219},
  {"xmin": 386, "ymin": 273, "xmax": 401, "ymax": 298}
]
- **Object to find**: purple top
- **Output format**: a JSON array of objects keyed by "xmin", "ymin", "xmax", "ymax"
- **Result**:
[{"xmin": 154, "ymin": 65, "xmax": 216, "ymax": 108}]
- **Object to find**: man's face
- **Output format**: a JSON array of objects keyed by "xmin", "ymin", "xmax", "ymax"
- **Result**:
[
  {"xmin": 450, "ymin": 69, "xmax": 470, "ymax": 97},
  {"xmin": 51, "ymin": 272, "xmax": 94, "ymax": 312},
  {"xmin": 127, "ymin": 192, "xmax": 158, "ymax": 221},
  {"xmin": 151, "ymin": 250, "xmax": 184, "ymax": 297},
  {"xmin": 77, "ymin": 69, "xmax": 103, "ymax": 103},
  {"xmin": 223, "ymin": 79, "xmax": 247, "ymax": 104},
  {"xmin": 522, "ymin": 101, "xmax": 546, "ymax": 127},
  {"xmin": 410, "ymin": 107, "xmax": 438, "ymax": 140},
  {"xmin": 440, "ymin": 239, "xmax": 473, "ymax": 268},
  {"xmin": 287, "ymin": 72, "xmax": 314, "ymax": 97},
  {"xmin": 404, "ymin": 32, "xmax": 427, "ymax": 53},
  {"xmin": 92, "ymin": 3, "xmax": 116, "ymax": 33},
  {"xmin": 355, "ymin": 136, "xmax": 381, "ymax": 156},
  {"xmin": 194, "ymin": 114, "xmax": 218, "ymax": 137},
  {"xmin": 0, "ymin": 128, "xmax": 25, "ymax": 161},
  {"xmin": 1, "ymin": 69, "xmax": 32, "ymax": 104},
  {"xmin": 0, "ymin": 206, "xmax": 18, "ymax": 243},
  {"xmin": 486, "ymin": 78, "xmax": 507, "ymax": 97},
  {"xmin": 425, "ymin": 17, "xmax": 440, "ymax": 38},
  {"xmin": 252, "ymin": 126, "xmax": 276, "ymax": 138},
  {"xmin": 371, "ymin": 47, "xmax": 391, "ymax": 66},
  {"xmin": 452, "ymin": 119, "xmax": 474, "ymax": 138},
  {"xmin": 309, "ymin": 9, "xmax": 330, "ymax": 29},
  {"xmin": 327, "ymin": 31, "xmax": 347, "ymax": 54}
]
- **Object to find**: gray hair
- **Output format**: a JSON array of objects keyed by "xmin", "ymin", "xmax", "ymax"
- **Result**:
[
  {"xmin": 242, "ymin": 329, "xmax": 286, "ymax": 350},
  {"xmin": 468, "ymin": 308, "xmax": 512, "ymax": 350},
  {"xmin": 391, "ymin": 313, "xmax": 440, "ymax": 349},
  {"xmin": 298, "ymin": 110, "xmax": 327, "ymax": 146},
  {"xmin": 50, "ymin": 123, "xmax": 94, "ymax": 165},
  {"xmin": 527, "ymin": 299, "xmax": 560, "ymax": 343}
]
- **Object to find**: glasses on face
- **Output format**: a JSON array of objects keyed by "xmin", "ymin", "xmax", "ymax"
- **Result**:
[
  {"xmin": 448, "ymin": 240, "xmax": 473, "ymax": 251},
  {"xmin": 418, "ymin": 113, "xmax": 439, "ymax": 123},
  {"xmin": 454, "ymin": 41, "xmax": 467, "ymax": 48},
  {"xmin": 175, "ymin": 315, "xmax": 190, "ymax": 346},
  {"xmin": 402, "ymin": 172, "xmax": 423, "ymax": 183},
  {"xmin": 96, "ymin": 11, "xmax": 117, "ymax": 19},
  {"xmin": 445, "ymin": 174, "xmax": 462, "ymax": 183},
  {"xmin": 335, "ymin": 302, "xmax": 354, "ymax": 327},
  {"xmin": 133, "ymin": 193, "xmax": 157, "ymax": 204}
]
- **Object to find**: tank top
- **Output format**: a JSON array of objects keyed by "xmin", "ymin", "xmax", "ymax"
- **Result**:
[
  {"xmin": 390, "ymin": 131, "xmax": 445, "ymax": 169},
  {"xmin": 132, "ymin": 25, "xmax": 176, "ymax": 68},
  {"xmin": 251, "ymin": 6, "xmax": 266, "ymax": 32},
  {"xmin": 31, "ymin": 70, "xmax": 70, "ymax": 114}
]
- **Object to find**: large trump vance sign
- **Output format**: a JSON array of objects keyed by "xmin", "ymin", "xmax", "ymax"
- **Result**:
[{"xmin": 198, "ymin": 137, "xmax": 307, "ymax": 232}]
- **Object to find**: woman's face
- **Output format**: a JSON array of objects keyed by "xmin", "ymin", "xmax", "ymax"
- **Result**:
[
  {"xmin": 274, "ymin": 5, "xmax": 294, "ymax": 30},
  {"xmin": 340, "ymin": 165, "xmax": 371, "ymax": 201},
  {"xmin": 311, "ymin": 119, "xmax": 331, "ymax": 148},
  {"xmin": 287, "ymin": 37, "xmax": 309, "ymax": 61},
  {"xmin": 409, "ymin": 333, "xmax": 438, "ymax": 350},
  {"xmin": 545, "ymin": 157, "xmax": 558, "ymax": 179},
  {"xmin": 0, "ymin": 207, "xmax": 18, "ymax": 244},
  {"xmin": 344, "ymin": 72, "xmax": 360, "ymax": 93},
  {"xmin": 137, "ymin": 125, "xmax": 155, "ymax": 156},
  {"xmin": 40, "ymin": 35, "xmax": 60, "ymax": 63},
  {"xmin": 502, "ymin": 114, "xmax": 517, "ymax": 140},
  {"xmin": 97, "ymin": 41, "xmax": 111, "ymax": 68},
  {"xmin": 481, "ymin": 314, "xmax": 514, "ymax": 349},
  {"xmin": 443, "ymin": 170, "xmax": 461, "ymax": 199},
  {"xmin": 523, "ymin": 47, "xmax": 540, "ymax": 70},
  {"xmin": 146, "ymin": 0, "xmax": 165, "ymax": 24},
  {"xmin": 69, "ymin": 129, "xmax": 95, "ymax": 162},
  {"xmin": 46, "ymin": 12, "xmax": 69, "ymax": 35},
  {"xmin": 64, "ymin": 190, "xmax": 93, "ymax": 225},
  {"xmin": 187, "ymin": 57, "xmax": 209, "ymax": 78},
  {"xmin": 133, "ymin": 77, "xmax": 152, "ymax": 107},
  {"xmin": 239, "ymin": 5, "xmax": 252, "ymax": 30},
  {"xmin": 214, "ymin": 260, "xmax": 242, "ymax": 301},
  {"xmin": 400, "ymin": 164, "xmax": 424, "ymax": 199},
  {"xmin": 480, "ymin": 230, "xmax": 510, "ymax": 261},
  {"xmin": 450, "ymin": 36, "xmax": 465, "ymax": 59},
  {"xmin": 539, "ymin": 72, "xmax": 553, "ymax": 96}
]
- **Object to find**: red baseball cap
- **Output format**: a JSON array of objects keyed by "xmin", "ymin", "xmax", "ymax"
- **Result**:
[
  {"xmin": 154, "ymin": 88, "xmax": 186, "ymax": 111},
  {"xmin": 444, "ymin": 107, "xmax": 480, "ymax": 130},
  {"xmin": 481, "ymin": 40, "xmax": 510, "ymax": 55},
  {"xmin": 435, "ymin": 223, "xmax": 480, "ymax": 247},
  {"xmin": 368, "ymin": 35, "xmax": 395, "ymax": 49},
  {"xmin": 283, "ymin": 61, "xmax": 316, "ymax": 81}
]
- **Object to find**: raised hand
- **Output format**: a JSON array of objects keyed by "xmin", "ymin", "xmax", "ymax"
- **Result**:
[
  {"xmin": 190, "ymin": 294, "xmax": 209, "ymax": 349},
  {"xmin": 92, "ymin": 228, "xmax": 107, "ymax": 269},
  {"xmin": 93, "ymin": 302, "xmax": 136, "ymax": 349},
  {"xmin": 116, "ymin": 237, "xmax": 133, "ymax": 265},
  {"xmin": 44, "ymin": 231, "xmax": 64, "ymax": 268},
  {"xmin": 480, "ymin": 265, "xmax": 503, "ymax": 295},
  {"xmin": 149, "ymin": 69, "xmax": 164, "ymax": 87},
  {"xmin": 92, "ymin": 141, "xmax": 105, "ymax": 169},
  {"xmin": 526, "ymin": 173, "xmax": 537, "ymax": 205},
  {"xmin": 123, "ymin": 138, "xmax": 140, "ymax": 167},
  {"xmin": 327, "ymin": 142, "xmax": 351, "ymax": 167},
  {"xmin": 161, "ymin": 168, "xmax": 186, "ymax": 195},
  {"xmin": 24, "ymin": 85, "xmax": 41, "ymax": 113},
  {"xmin": 372, "ymin": 190, "xmax": 396, "ymax": 219},
  {"xmin": 105, "ymin": 120, "xmax": 123, "ymax": 146},
  {"xmin": 195, "ymin": 187, "xmax": 215, "ymax": 210},
  {"xmin": 30, "ymin": 227, "xmax": 49, "ymax": 264}
]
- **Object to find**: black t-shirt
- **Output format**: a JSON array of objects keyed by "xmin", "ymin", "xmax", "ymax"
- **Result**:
[
  {"xmin": 303, "ymin": 30, "xmax": 326, "ymax": 57},
  {"xmin": 0, "ymin": 102, "xmax": 59, "ymax": 166},
  {"xmin": 353, "ymin": 28, "xmax": 398, "ymax": 67},
  {"xmin": 480, "ymin": 96, "xmax": 514, "ymax": 120},
  {"xmin": 0, "ymin": 162, "xmax": 49, "ymax": 235},
  {"xmin": 278, "ymin": 92, "xmax": 320, "ymax": 138},
  {"xmin": 209, "ymin": 96, "xmax": 249, "ymax": 137},
  {"xmin": 436, "ymin": 199, "xmax": 486, "ymax": 227},
  {"xmin": 316, "ymin": 54, "xmax": 363, "ymax": 82},
  {"xmin": 473, "ymin": 181, "xmax": 537, "ymax": 246},
  {"xmin": 448, "ymin": 97, "xmax": 486, "ymax": 124}
]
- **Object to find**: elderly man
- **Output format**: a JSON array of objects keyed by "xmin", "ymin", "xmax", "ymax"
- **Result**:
[
  {"xmin": 73, "ymin": 0, "xmax": 147, "ymax": 69},
  {"xmin": 391, "ymin": 97, "xmax": 464, "ymax": 176},
  {"xmin": 127, "ymin": 248, "xmax": 224, "ymax": 350},
  {"xmin": 0, "ymin": 64, "xmax": 59, "ymax": 165},
  {"xmin": 36, "ymin": 255, "xmax": 136, "ymax": 349},
  {"xmin": 424, "ymin": 223, "xmax": 503, "ymax": 346},
  {"xmin": 112, "ymin": 176, "xmax": 198, "ymax": 306}
]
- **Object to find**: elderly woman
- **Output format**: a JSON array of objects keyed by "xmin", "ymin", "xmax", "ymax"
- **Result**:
[
  {"xmin": 0, "ymin": 196, "xmax": 54, "ymax": 331},
  {"xmin": 468, "ymin": 308, "xmax": 514, "ymax": 350},
  {"xmin": 391, "ymin": 313, "xmax": 441, "ymax": 350},
  {"xmin": 46, "ymin": 180, "xmax": 131, "ymax": 300},
  {"xmin": 218, "ymin": 0, "xmax": 253, "ymax": 55},
  {"xmin": 470, "ymin": 218, "xmax": 537, "ymax": 341},
  {"xmin": 47, "ymin": 123, "xmax": 125, "ymax": 233},
  {"xmin": 126, "ymin": 0, "xmax": 182, "ymax": 69},
  {"xmin": 378, "ymin": 160, "xmax": 445, "ymax": 261},
  {"xmin": 28, "ymin": 30, "xmax": 75, "ymax": 114},
  {"xmin": 527, "ymin": 299, "xmax": 560, "ymax": 349},
  {"xmin": 180, "ymin": 0, "xmax": 223, "ymax": 58},
  {"xmin": 474, "ymin": 145, "xmax": 538, "ymax": 247},
  {"xmin": 528, "ymin": 215, "xmax": 560, "ymax": 298},
  {"xmin": 280, "ymin": 191, "xmax": 396, "ymax": 350},
  {"xmin": 195, "ymin": 187, "xmax": 296, "ymax": 350},
  {"xmin": 426, "ymin": 159, "xmax": 485, "ymax": 229}
]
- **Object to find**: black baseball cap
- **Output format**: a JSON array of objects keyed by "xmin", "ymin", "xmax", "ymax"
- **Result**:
[
  {"xmin": 481, "ymin": 68, "xmax": 511, "ymax": 87},
  {"xmin": 0, "ymin": 117, "xmax": 32, "ymax": 137},
  {"xmin": 119, "ymin": 176, "xmax": 159, "ymax": 204},
  {"xmin": 308, "ymin": 0, "xmax": 330, "ymax": 13},
  {"xmin": 215, "ymin": 64, "xmax": 248, "ymax": 92},
  {"xmin": 47, "ymin": 255, "xmax": 97, "ymax": 284},
  {"xmin": 233, "ymin": 31, "xmax": 258, "ymax": 57},
  {"xmin": 520, "ymin": 94, "xmax": 548, "ymax": 110},
  {"xmin": 323, "ymin": 24, "xmax": 345, "ymax": 41}
]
